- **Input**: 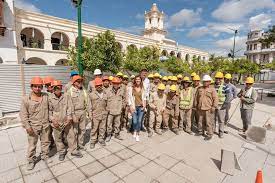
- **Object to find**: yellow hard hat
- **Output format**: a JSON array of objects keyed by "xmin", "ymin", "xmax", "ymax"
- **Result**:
[
  {"xmin": 245, "ymin": 77, "xmax": 254, "ymax": 84},
  {"xmin": 171, "ymin": 76, "xmax": 178, "ymax": 81},
  {"xmin": 177, "ymin": 74, "xmax": 183, "ymax": 79},
  {"xmin": 153, "ymin": 73, "xmax": 161, "ymax": 78},
  {"xmin": 191, "ymin": 72, "xmax": 197, "ymax": 77},
  {"xmin": 109, "ymin": 76, "xmax": 114, "ymax": 81},
  {"xmin": 123, "ymin": 75, "xmax": 128, "ymax": 79},
  {"xmin": 162, "ymin": 76, "xmax": 168, "ymax": 81},
  {"xmin": 158, "ymin": 84, "xmax": 166, "ymax": 90},
  {"xmin": 116, "ymin": 72, "xmax": 123, "ymax": 77},
  {"xmin": 215, "ymin": 71, "xmax": 224, "ymax": 78},
  {"xmin": 130, "ymin": 75, "xmax": 135, "ymax": 79},
  {"xmin": 183, "ymin": 76, "xmax": 190, "ymax": 82},
  {"xmin": 224, "ymin": 73, "xmax": 232, "ymax": 79},
  {"xmin": 148, "ymin": 74, "xmax": 154, "ymax": 79},
  {"xmin": 170, "ymin": 85, "xmax": 177, "ymax": 92},
  {"xmin": 168, "ymin": 76, "xmax": 173, "ymax": 80},
  {"xmin": 193, "ymin": 75, "xmax": 200, "ymax": 81}
]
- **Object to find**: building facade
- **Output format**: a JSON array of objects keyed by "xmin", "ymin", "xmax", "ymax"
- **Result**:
[
  {"xmin": 0, "ymin": 1, "xmax": 209, "ymax": 66},
  {"xmin": 245, "ymin": 30, "xmax": 275, "ymax": 64}
]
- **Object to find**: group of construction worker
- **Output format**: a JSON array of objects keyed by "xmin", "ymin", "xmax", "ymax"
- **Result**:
[{"xmin": 20, "ymin": 68, "xmax": 257, "ymax": 171}]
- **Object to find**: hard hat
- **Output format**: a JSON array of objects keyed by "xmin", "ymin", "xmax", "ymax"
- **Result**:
[
  {"xmin": 148, "ymin": 74, "xmax": 154, "ymax": 78},
  {"xmin": 112, "ymin": 77, "xmax": 121, "ymax": 84},
  {"xmin": 130, "ymin": 75, "xmax": 135, "ymax": 79},
  {"xmin": 94, "ymin": 78, "xmax": 103, "ymax": 86},
  {"xmin": 162, "ymin": 76, "xmax": 168, "ymax": 81},
  {"xmin": 70, "ymin": 71, "xmax": 79, "ymax": 77},
  {"xmin": 123, "ymin": 75, "xmax": 129, "ymax": 79},
  {"xmin": 191, "ymin": 72, "xmax": 197, "ymax": 77},
  {"xmin": 202, "ymin": 75, "xmax": 212, "ymax": 82},
  {"xmin": 72, "ymin": 75, "xmax": 83, "ymax": 83},
  {"xmin": 109, "ymin": 76, "xmax": 114, "ymax": 81},
  {"xmin": 193, "ymin": 75, "xmax": 200, "ymax": 81},
  {"xmin": 168, "ymin": 76, "xmax": 173, "ymax": 80},
  {"xmin": 102, "ymin": 76, "xmax": 109, "ymax": 81},
  {"xmin": 245, "ymin": 77, "xmax": 254, "ymax": 84},
  {"xmin": 52, "ymin": 80, "xmax": 62, "ymax": 87},
  {"xmin": 183, "ymin": 76, "xmax": 191, "ymax": 82},
  {"xmin": 177, "ymin": 74, "xmax": 183, "ymax": 79},
  {"xmin": 30, "ymin": 76, "xmax": 43, "ymax": 85},
  {"xmin": 116, "ymin": 72, "xmax": 123, "ymax": 77},
  {"xmin": 43, "ymin": 76, "xmax": 54, "ymax": 85},
  {"xmin": 158, "ymin": 84, "xmax": 166, "ymax": 90},
  {"xmin": 171, "ymin": 76, "xmax": 178, "ymax": 81},
  {"xmin": 215, "ymin": 71, "xmax": 224, "ymax": 79},
  {"xmin": 224, "ymin": 73, "xmax": 232, "ymax": 79},
  {"xmin": 170, "ymin": 85, "xmax": 177, "ymax": 92},
  {"xmin": 153, "ymin": 73, "xmax": 161, "ymax": 78},
  {"xmin": 94, "ymin": 69, "xmax": 102, "ymax": 76}
]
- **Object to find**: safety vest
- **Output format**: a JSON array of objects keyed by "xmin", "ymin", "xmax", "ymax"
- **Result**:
[
  {"xmin": 180, "ymin": 87, "xmax": 192, "ymax": 108},
  {"xmin": 217, "ymin": 85, "xmax": 226, "ymax": 105}
]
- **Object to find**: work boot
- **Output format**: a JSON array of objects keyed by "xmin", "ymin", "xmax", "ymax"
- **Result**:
[
  {"xmin": 178, "ymin": 128, "xmax": 184, "ymax": 132},
  {"xmin": 78, "ymin": 144, "xmax": 86, "ymax": 150},
  {"xmin": 99, "ymin": 141, "xmax": 106, "ymax": 146},
  {"xmin": 186, "ymin": 131, "xmax": 194, "ymax": 135},
  {"xmin": 105, "ymin": 135, "xmax": 112, "ymax": 142},
  {"xmin": 162, "ymin": 128, "xmax": 168, "ymax": 133},
  {"xmin": 26, "ymin": 162, "xmax": 35, "ymax": 171},
  {"xmin": 204, "ymin": 135, "xmax": 212, "ymax": 141},
  {"xmin": 115, "ymin": 134, "xmax": 123, "ymax": 140},
  {"xmin": 59, "ymin": 154, "xmax": 66, "ymax": 161},
  {"xmin": 172, "ymin": 129, "xmax": 179, "ymax": 135},
  {"xmin": 148, "ymin": 131, "xmax": 153, "ymax": 138},
  {"xmin": 155, "ymin": 130, "xmax": 162, "ymax": 135},
  {"xmin": 224, "ymin": 130, "xmax": 229, "ymax": 134},
  {"xmin": 71, "ymin": 151, "xmax": 83, "ymax": 158},
  {"xmin": 195, "ymin": 131, "xmax": 203, "ymax": 136},
  {"xmin": 90, "ymin": 143, "xmax": 95, "ymax": 149}
]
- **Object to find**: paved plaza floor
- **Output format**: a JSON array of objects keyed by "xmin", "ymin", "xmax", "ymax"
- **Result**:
[{"xmin": 0, "ymin": 99, "xmax": 275, "ymax": 183}]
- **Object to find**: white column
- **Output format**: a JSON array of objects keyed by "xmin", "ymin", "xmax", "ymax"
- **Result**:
[{"xmin": 44, "ymin": 39, "xmax": 52, "ymax": 50}]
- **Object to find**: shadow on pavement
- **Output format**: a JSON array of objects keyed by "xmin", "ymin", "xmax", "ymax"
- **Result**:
[{"xmin": 211, "ymin": 158, "xmax": 221, "ymax": 170}]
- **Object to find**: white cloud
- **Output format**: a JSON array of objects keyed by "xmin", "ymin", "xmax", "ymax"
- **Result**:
[
  {"xmin": 249, "ymin": 13, "xmax": 272, "ymax": 31},
  {"xmin": 14, "ymin": 0, "xmax": 41, "ymax": 13},
  {"xmin": 168, "ymin": 8, "xmax": 202, "ymax": 28},
  {"xmin": 214, "ymin": 36, "xmax": 247, "ymax": 56},
  {"xmin": 135, "ymin": 13, "xmax": 144, "ymax": 20},
  {"xmin": 117, "ymin": 25, "xmax": 143, "ymax": 35},
  {"xmin": 212, "ymin": 0, "xmax": 275, "ymax": 22}
]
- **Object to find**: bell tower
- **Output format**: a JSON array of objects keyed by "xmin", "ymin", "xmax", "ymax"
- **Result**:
[{"xmin": 143, "ymin": 3, "xmax": 166, "ymax": 41}]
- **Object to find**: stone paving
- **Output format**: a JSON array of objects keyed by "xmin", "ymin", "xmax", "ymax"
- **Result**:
[{"xmin": 0, "ymin": 99, "xmax": 275, "ymax": 183}]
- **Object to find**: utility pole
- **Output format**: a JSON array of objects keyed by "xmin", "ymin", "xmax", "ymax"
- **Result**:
[
  {"xmin": 72, "ymin": 0, "xmax": 83, "ymax": 76},
  {"xmin": 232, "ymin": 30, "xmax": 238, "ymax": 60}
]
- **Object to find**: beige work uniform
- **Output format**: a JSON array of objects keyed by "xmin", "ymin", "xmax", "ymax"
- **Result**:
[
  {"xmin": 191, "ymin": 85, "xmax": 201, "ymax": 125},
  {"xmin": 106, "ymin": 87, "xmax": 125, "ymax": 136},
  {"xmin": 179, "ymin": 87, "xmax": 194, "ymax": 132},
  {"xmin": 64, "ymin": 81, "xmax": 73, "ymax": 93},
  {"xmin": 49, "ymin": 93, "xmax": 78, "ymax": 154},
  {"xmin": 68, "ymin": 86, "xmax": 89, "ymax": 147},
  {"xmin": 163, "ymin": 94, "xmax": 180, "ymax": 130},
  {"xmin": 20, "ymin": 92, "xmax": 50, "ymax": 162},
  {"xmin": 120, "ymin": 84, "xmax": 128, "ymax": 129},
  {"xmin": 88, "ymin": 90, "xmax": 107, "ymax": 144},
  {"xmin": 194, "ymin": 86, "xmax": 218, "ymax": 136},
  {"xmin": 149, "ymin": 92, "xmax": 166, "ymax": 133}
]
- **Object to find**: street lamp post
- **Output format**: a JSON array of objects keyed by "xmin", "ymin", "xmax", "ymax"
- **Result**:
[
  {"xmin": 72, "ymin": 0, "xmax": 83, "ymax": 76},
  {"xmin": 227, "ymin": 28, "xmax": 238, "ymax": 60}
]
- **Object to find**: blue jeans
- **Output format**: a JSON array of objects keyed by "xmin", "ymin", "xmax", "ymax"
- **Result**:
[{"xmin": 132, "ymin": 106, "xmax": 144, "ymax": 132}]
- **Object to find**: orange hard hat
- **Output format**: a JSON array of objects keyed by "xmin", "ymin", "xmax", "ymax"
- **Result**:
[
  {"xmin": 43, "ymin": 76, "xmax": 54, "ymax": 85},
  {"xmin": 30, "ymin": 76, "xmax": 44, "ymax": 85},
  {"xmin": 94, "ymin": 78, "xmax": 103, "ymax": 86},
  {"xmin": 72, "ymin": 75, "xmax": 83, "ymax": 84},
  {"xmin": 112, "ymin": 77, "xmax": 121, "ymax": 84},
  {"xmin": 102, "ymin": 76, "xmax": 109, "ymax": 81},
  {"xmin": 52, "ymin": 80, "xmax": 62, "ymax": 87}
]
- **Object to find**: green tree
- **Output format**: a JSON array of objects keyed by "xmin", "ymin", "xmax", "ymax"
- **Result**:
[
  {"xmin": 162, "ymin": 56, "xmax": 191, "ymax": 74},
  {"xmin": 67, "ymin": 30, "xmax": 123, "ymax": 73},
  {"xmin": 190, "ymin": 58, "xmax": 210, "ymax": 75},
  {"xmin": 260, "ymin": 25, "xmax": 275, "ymax": 45},
  {"xmin": 264, "ymin": 60, "xmax": 275, "ymax": 70},
  {"xmin": 232, "ymin": 58, "xmax": 260, "ymax": 82}
]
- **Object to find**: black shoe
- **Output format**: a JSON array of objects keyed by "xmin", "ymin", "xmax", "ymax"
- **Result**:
[
  {"xmin": 105, "ymin": 135, "xmax": 111, "ymax": 142},
  {"xmin": 115, "ymin": 134, "xmax": 123, "ymax": 140},
  {"xmin": 224, "ymin": 130, "xmax": 228, "ymax": 134},
  {"xmin": 59, "ymin": 154, "xmax": 65, "ymax": 161},
  {"xmin": 172, "ymin": 129, "xmax": 179, "ymax": 135},
  {"xmin": 27, "ymin": 162, "xmax": 35, "ymax": 171},
  {"xmin": 71, "ymin": 151, "xmax": 83, "ymax": 158},
  {"xmin": 99, "ymin": 141, "xmax": 106, "ymax": 146},
  {"xmin": 204, "ymin": 136, "xmax": 212, "ymax": 141},
  {"xmin": 148, "ymin": 131, "xmax": 153, "ymax": 137},
  {"xmin": 195, "ymin": 132, "xmax": 202, "ymax": 136},
  {"xmin": 90, "ymin": 143, "xmax": 95, "ymax": 149},
  {"xmin": 78, "ymin": 144, "xmax": 86, "ymax": 150}
]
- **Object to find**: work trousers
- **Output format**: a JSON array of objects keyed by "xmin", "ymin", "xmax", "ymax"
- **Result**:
[
  {"xmin": 90, "ymin": 117, "xmax": 106, "ymax": 144},
  {"xmin": 198, "ymin": 110, "xmax": 214, "ymax": 136},
  {"xmin": 107, "ymin": 114, "xmax": 121, "ymax": 136},
  {"xmin": 74, "ymin": 111, "xmax": 86, "ymax": 147},
  {"xmin": 179, "ymin": 109, "xmax": 192, "ymax": 132},
  {"xmin": 240, "ymin": 108, "xmax": 253, "ymax": 131},
  {"xmin": 214, "ymin": 108, "xmax": 226, "ymax": 135},
  {"xmin": 149, "ymin": 110, "xmax": 163, "ymax": 133},
  {"xmin": 163, "ymin": 109, "xmax": 178, "ymax": 130},
  {"xmin": 27, "ymin": 126, "xmax": 50, "ymax": 163}
]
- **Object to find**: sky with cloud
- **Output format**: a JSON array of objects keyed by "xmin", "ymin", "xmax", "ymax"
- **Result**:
[{"xmin": 14, "ymin": 0, "xmax": 275, "ymax": 56}]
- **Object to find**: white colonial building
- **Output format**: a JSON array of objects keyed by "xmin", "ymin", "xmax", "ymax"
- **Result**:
[
  {"xmin": 245, "ymin": 30, "xmax": 275, "ymax": 64},
  {"xmin": 0, "ymin": 1, "xmax": 209, "ymax": 66}
]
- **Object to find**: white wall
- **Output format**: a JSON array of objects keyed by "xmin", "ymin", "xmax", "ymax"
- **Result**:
[{"xmin": 0, "ymin": 0, "xmax": 17, "ymax": 64}]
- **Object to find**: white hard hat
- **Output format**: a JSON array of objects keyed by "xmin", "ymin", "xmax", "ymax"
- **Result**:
[
  {"xmin": 94, "ymin": 69, "xmax": 102, "ymax": 76},
  {"xmin": 202, "ymin": 74, "xmax": 212, "ymax": 81}
]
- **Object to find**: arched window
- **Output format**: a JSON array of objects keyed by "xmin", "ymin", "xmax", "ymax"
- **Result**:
[
  {"xmin": 26, "ymin": 57, "xmax": 47, "ymax": 65},
  {"xmin": 177, "ymin": 52, "xmax": 182, "ymax": 59},
  {"xmin": 51, "ymin": 32, "xmax": 69, "ymax": 51},
  {"xmin": 161, "ymin": 50, "xmax": 168, "ymax": 56},
  {"xmin": 170, "ymin": 51, "xmax": 175, "ymax": 56},
  {"xmin": 75, "ymin": 36, "xmax": 89, "ymax": 47},
  {"xmin": 185, "ymin": 54, "xmax": 190, "ymax": 62},
  {"xmin": 20, "ymin": 27, "xmax": 44, "ymax": 49},
  {"xmin": 56, "ymin": 59, "xmax": 68, "ymax": 66}
]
